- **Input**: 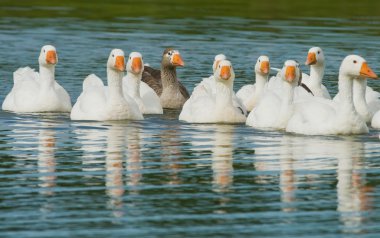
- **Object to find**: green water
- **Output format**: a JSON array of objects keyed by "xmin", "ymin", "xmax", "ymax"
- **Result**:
[{"xmin": 2, "ymin": 0, "xmax": 380, "ymax": 19}]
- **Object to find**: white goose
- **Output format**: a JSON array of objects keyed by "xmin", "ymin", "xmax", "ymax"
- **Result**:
[
  {"xmin": 302, "ymin": 47, "xmax": 331, "ymax": 99},
  {"xmin": 286, "ymin": 55, "xmax": 377, "ymax": 135},
  {"xmin": 236, "ymin": 55, "xmax": 270, "ymax": 111},
  {"xmin": 2, "ymin": 45, "xmax": 72, "ymax": 113},
  {"xmin": 122, "ymin": 52, "xmax": 163, "ymax": 114},
  {"xmin": 179, "ymin": 60, "xmax": 246, "ymax": 123},
  {"xmin": 197, "ymin": 54, "xmax": 247, "ymax": 116},
  {"xmin": 334, "ymin": 72, "xmax": 380, "ymax": 123},
  {"xmin": 246, "ymin": 60, "xmax": 301, "ymax": 129},
  {"xmin": 70, "ymin": 49, "xmax": 143, "ymax": 121}
]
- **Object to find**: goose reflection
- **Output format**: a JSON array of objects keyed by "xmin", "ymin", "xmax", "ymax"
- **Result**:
[
  {"xmin": 254, "ymin": 134, "xmax": 373, "ymax": 226},
  {"xmin": 126, "ymin": 125, "xmax": 142, "ymax": 194},
  {"xmin": 74, "ymin": 121, "xmax": 128, "ymax": 218},
  {"xmin": 105, "ymin": 124, "xmax": 127, "ymax": 218},
  {"xmin": 37, "ymin": 123, "xmax": 56, "ymax": 196},
  {"xmin": 211, "ymin": 124, "xmax": 234, "ymax": 193}
]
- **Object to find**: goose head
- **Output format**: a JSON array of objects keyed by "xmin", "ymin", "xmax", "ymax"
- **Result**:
[
  {"xmin": 214, "ymin": 60, "xmax": 235, "ymax": 84},
  {"xmin": 281, "ymin": 60, "xmax": 301, "ymax": 85},
  {"xmin": 255, "ymin": 55, "xmax": 270, "ymax": 76},
  {"xmin": 339, "ymin": 55, "xmax": 377, "ymax": 80},
  {"xmin": 126, "ymin": 52, "xmax": 144, "ymax": 75},
  {"xmin": 212, "ymin": 54, "xmax": 227, "ymax": 73},
  {"xmin": 107, "ymin": 49, "xmax": 126, "ymax": 72},
  {"xmin": 305, "ymin": 47, "xmax": 325, "ymax": 66},
  {"xmin": 162, "ymin": 48, "xmax": 185, "ymax": 67},
  {"xmin": 39, "ymin": 45, "xmax": 58, "ymax": 67}
]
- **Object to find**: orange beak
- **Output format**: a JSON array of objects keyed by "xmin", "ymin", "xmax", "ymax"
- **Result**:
[
  {"xmin": 360, "ymin": 62, "xmax": 378, "ymax": 79},
  {"xmin": 305, "ymin": 52, "xmax": 317, "ymax": 65},
  {"xmin": 46, "ymin": 50, "xmax": 57, "ymax": 64},
  {"xmin": 285, "ymin": 66, "xmax": 296, "ymax": 82},
  {"xmin": 260, "ymin": 61, "xmax": 270, "ymax": 74},
  {"xmin": 172, "ymin": 53, "xmax": 185, "ymax": 67},
  {"xmin": 131, "ymin": 57, "xmax": 143, "ymax": 74},
  {"xmin": 220, "ymin": 66, "xmax": 231, "ymax": 80},
  {"xmin": 114, "ymin": 56, "xmax": 125, "ymax": 72}
]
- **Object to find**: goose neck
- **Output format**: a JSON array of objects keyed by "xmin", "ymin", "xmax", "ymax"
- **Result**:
[
  {"xmin": 337, "ymin": 74, "xmax": 355, "ymax": 110},
  {"xmin": 255, "ymin": 73, "xmax": 268, "ymax": 96},
  {"xmin": 107, "ymin": 68, "xmax": 124, "ymax": 101},
  {"xmin": 215, "ymin": 81, "xmax": 233, "ymax": 109},
  {"xmin": 353, "ymin": 78, "xmax": 371, "ymax": 120},
  {"xmin": 161, "ymin": 65, "xmax": 178, "ymax": 89},
  {"xmin": 39, "ymin": 64, "xmax": 55, "ymax": 89},
  {"xmin": 309, "ymin": 64, "xmax": 324, "ymax": 87},
  {"xmin": 126, "ymin": 72, "xmax": 141, "ymax": 98}
]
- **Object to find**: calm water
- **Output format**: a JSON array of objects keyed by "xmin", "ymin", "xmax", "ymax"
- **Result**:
[{"xmin": 1, "ymin": 16, "xmax": 380, "ymax": 237}]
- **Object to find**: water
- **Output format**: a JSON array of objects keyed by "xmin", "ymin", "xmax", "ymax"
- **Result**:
[{"xmin": 1, "ymin": 16, "xmax": 380, "ymax": 237}]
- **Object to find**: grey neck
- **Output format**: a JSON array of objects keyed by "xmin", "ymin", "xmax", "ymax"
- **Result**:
[{"xmin": 161, "ymin": 65, "xmax": 178, "ymax": 90}]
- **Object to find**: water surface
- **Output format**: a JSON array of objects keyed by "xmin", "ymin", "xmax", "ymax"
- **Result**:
[{"xmin": 1, "ymin": 15, "xmax": 380, "ymax": 238}]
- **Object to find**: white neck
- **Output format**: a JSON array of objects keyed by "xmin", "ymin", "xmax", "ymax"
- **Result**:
[
  {"xmin": 309, "ymin": 64, "xmax": 325, "ymax": 88},
  {"xmin": 39, "ymin": 64, "xmax": 55, "ymax": 90},
  {"xmin": 353, "ymin": 78, "xmax": 372, "ymax": 122},
  {"xmin": 215, "ymin": 81, "xmax": 233, "ymax": 110},
  {"xmin": 277, "ymin": 80, "xmax": 295, "ymax": 126},
  {"xmin": 126, "ymin": 71, "xmax": 141, "ymax": 98},
  {"xmin": 107, "ymin": 68, "xmax": 125, "ymax": 102},
  {"xmin": 337, "ymin": 74, "xmax": 355, "ymax": 113},
  {"xmin": 255, "ymin": 72, "xmax": 268, "ymax": 97}
]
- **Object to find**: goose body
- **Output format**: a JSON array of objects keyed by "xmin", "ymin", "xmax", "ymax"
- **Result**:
[
  {"xmin": 286, "ymin": 55, "xmax": 377, "ymax": 135},
  {"xmin": 236, "ymin": 56, "xmax": 270, "ymax": 112},
  {"xmin": 142, "ymin": 48, "xmax": 189, "ymax": 109},
  {"xmin": 71, "ymin": 49, "xmax": 143, "ymax": 121},
  {"xmin": 246, "ymin": 60, "xmax": 301, "ymax": 129},
  {"xmin": 2, "ymin": 45, "xmax": 71, "ymax": 113},
  {"xmin": 179, "ymin": 60, "xmax": 246, "ymax": 123},
  {"xmin": 122, "ymin": 52, "xmax": 163, "ymax": 114}
]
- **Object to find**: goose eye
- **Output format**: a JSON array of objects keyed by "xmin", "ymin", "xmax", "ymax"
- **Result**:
[
  {"xmin": 168, "ymin": 52, "xmax": 172, "ymax": 56},
  {"xmin": 219, "ymin": 65, "xmax": 221, "ymax": 68},
  {"xmin": 353, "ymin": 60, "xmax": 357, "ymax": 64},
  {"xmin": 230, "ymin": 66, "xmax": 232, "ymax": 68},
  {"xmin": 130, "ymin": 57, "xmax": 131, "ymax": 60},
  {"xmin": 112, "ymin": 54, "xmax": 114, "ymax": 57},
  {"xmin": 259, "ymin": 60, "xmax": 261, "ymax": 62},
  {"xmin": 43, "ymin": 50, "xmax": 46, "ymax": 53},
  {"xmin": 318, "ymin": 51, "xmax": 320, "ymax": 54}
]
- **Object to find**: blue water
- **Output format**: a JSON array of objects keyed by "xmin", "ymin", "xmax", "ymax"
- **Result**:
[{"xmin": 1, "ymin": 17, "xmax": 380, "ymax": 237}]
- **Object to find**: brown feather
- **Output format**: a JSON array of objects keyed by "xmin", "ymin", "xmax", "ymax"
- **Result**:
[{"xmin": 142, "ymin": 66, "xmax": 163, "ymax": 96}]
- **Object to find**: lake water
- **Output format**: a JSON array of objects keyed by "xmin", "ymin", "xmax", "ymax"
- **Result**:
[{"xmin": 1, "ymin": 15, "xmax": 380, "ymax": 237}]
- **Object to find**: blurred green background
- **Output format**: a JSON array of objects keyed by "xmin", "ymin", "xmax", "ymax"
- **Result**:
[{"xmin": 0, "ymin": 0, "xmax": 379, "ymax": 19}]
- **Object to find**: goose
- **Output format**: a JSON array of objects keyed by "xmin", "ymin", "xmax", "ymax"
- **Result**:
[
  {"xmin": 246, "ymin": 60, "xmax": 301, "ymax": 129},
  {"xmin": 236, "ymin": 55, "xmax": 270, "ymax": 111},
  {"xmin": 122, "ymin": 52, "xmax": 163, "ymax": 114},
  {"xmin": 70, "ymin": 49, "xmax": 143, "ymax": 121},
  {"xmin": 334, "ymin": 72, "xmax": 380, "ymax": 123},
  {"xmin": 197, "ymin": 54, "xmax": 247, "ymax": 116},
  {"xmin": 179, "ymin": 60, "xmax": 246, "ymax": 123},
  {"xmin": 302, "ymin": 47, "xmax": 331, "ymax": 99},
  {"xmin": 286, "ymin": 55, "xmax": 377, "ymax": 135},
  {"xmin": 142, "ymin": 48, "xmax": 189, "ymax": 109},
  {"xmin": 2, "ymin": 45, "xmax": 72, "ymax": 113}
]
